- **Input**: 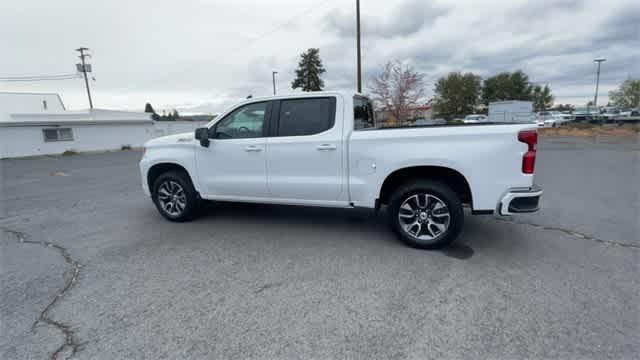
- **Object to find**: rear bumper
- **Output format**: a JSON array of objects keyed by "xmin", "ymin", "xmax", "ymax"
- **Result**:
[{"xmin": 498, "ymin": 185, "xmax": 543, "ymax": 215}]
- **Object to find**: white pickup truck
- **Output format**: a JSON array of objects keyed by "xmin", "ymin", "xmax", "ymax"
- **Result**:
[{"xmin": 140, "ymin": 91, "xmax": 542, "ymax": 249}]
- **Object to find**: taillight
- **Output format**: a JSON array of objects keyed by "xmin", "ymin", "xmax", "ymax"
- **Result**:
[{"xmin": 518, "ymin": 130, "xmax": 537, "ymax": 174}]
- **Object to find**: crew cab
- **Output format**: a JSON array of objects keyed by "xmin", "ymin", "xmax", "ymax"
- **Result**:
[{"xmin": 140, "ymin": 91, "xmax": 542, "ymax": 249}]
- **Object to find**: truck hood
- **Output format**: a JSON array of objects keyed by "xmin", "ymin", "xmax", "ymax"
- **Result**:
[{"xmin": 144, "ymin": 132, "xmax": 195, "ymax": 148}]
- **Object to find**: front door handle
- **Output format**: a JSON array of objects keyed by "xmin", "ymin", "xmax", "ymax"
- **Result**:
[
  {"xmin": 317, "ymin": 144, "xmax": 337, "ymax": 151},
  {"xmin": 244, "ymin": 145, "xmax": 263, "ymax": 152}
]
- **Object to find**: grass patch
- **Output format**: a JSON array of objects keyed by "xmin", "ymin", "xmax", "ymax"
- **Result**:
[{"xmin": 540, "ymin": 123, "xmax": 639, "ymax": 137}]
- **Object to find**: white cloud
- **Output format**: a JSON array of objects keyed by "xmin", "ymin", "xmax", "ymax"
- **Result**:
[{"xmin": 1, "ymin": 0, "xmax": 638, "ymax": 112}]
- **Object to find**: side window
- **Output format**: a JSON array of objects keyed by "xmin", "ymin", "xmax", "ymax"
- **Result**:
[
  {"xmin": 354, "ymin": 97, "xmax": 375, "ymax": 130},
  {"xmin": 213, "ymin": 102, "xmax": 267, "ymax": 139},
  {"xmin": 43, "ymin": 128, "xmax": 73, "ymax": 142},
  {"xmin": 277, "ymin": 98, "xmax": 335, "ymax": 137}
]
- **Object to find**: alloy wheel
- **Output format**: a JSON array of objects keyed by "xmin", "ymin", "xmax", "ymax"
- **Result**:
[
  {"xmin": 157, "ymin": 180, "xmax": 187, "ymax": 216},
  {"xmin": 398, "ymin": 193, "xmax": 451, "ymax": 241}
]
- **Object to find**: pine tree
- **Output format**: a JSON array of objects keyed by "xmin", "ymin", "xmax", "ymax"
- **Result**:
[
  {"xmin": 291, "ymin": 48, "xmax": 326, "ymax": 92},
  {"xmin": 532, "ymin": 85, "xmax": 554, "ymax": 111}
]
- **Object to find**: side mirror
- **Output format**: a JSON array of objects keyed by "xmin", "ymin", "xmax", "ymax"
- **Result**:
[{"xmin": 194, "ymin": 127, "xmax": 210, "ymax": 147}]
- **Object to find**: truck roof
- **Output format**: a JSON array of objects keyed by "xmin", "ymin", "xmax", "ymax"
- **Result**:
[{"xmin": 241, "ymin": 91, "xmax": 364, "ymax": 103}]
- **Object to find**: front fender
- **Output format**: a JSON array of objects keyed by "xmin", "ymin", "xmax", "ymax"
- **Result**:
[{"xmin": 139, "ymin": 144, "xmax": 199, "ymax": 195}]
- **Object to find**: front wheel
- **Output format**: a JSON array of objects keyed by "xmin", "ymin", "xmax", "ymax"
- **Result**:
[
  {"xmin": 388, "ymin": 180, "xmax": 464, "ymax": 249},
  {"xmin": 152, "ymin": 171, "xmax": 200, "ymax": 222}
]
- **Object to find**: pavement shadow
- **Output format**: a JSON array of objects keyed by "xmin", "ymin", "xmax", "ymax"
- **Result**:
[
  {"xmin": 198, "ymin": 201, "xmax": 478, "ymax": 258},
  {"xmin": 199, "ymin": 200, "xmax": 379, "ymax": 224},
  {"xmin": 441, "ymin": 242, "xmax": 475, "ymax": 260}
]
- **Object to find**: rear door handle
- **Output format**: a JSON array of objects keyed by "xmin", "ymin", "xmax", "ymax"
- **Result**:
[
  {"xmin": 244, "ymin": 145, "xmax": 262, "ymax": 152},
  {"xmin": 317, "ymin": 144, "xmax": 337, "ymax": 151}
]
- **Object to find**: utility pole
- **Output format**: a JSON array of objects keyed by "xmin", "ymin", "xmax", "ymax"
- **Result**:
[
  {"xmin": 272, "ymin": 71, "xmax": 278, "ymax": 95},
  {"xmin": 76, "ymin": 47, "xmax": 93, "ymax": 109},
  {"xmin": 593, "ymin": 58, "xmax": 606, "ymax": 109},
  {"xmin": 356, "ymin": 0, "xmax": 362, "ymax": 93}
]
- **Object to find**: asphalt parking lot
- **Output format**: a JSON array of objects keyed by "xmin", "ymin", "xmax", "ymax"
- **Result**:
[{"xmin": 1, "ymin": 136, "xmax": 638, "ymax": 359}]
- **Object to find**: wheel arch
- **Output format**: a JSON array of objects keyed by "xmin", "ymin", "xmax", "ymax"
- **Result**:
[
  {"xmin": 147, "ymin": 162, "xmax": 197, "ymax": 195},
  {"xmin": 378, "ymin": 166, "xmax": 472, "ymax": 208}
]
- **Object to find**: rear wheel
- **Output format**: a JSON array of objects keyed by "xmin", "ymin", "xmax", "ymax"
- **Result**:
[
  {"xmin": 388, "ymin": 180, "xmax": 464, "ymax": 249},
  {"xmin": 152, "ymin": 171, "xmax": 200, "ymax": 221}
]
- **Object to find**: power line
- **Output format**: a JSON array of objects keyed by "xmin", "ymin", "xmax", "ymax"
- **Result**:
[
  {"xmin": 146, "ymin": 0, "xmax": 336, "ymax": 86},
  {"xmin": 243, "ymin": 0, "xmax": 333, "ymax": 46}
]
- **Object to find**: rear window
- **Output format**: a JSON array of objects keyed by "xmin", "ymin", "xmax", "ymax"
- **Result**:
[
  {"xmin": 354, "ymin": 97, "xmax": 375, "ymax": 130},
  {"xmin": 277, "ymin": 97, "xmax": 335, "ymax": 137}
]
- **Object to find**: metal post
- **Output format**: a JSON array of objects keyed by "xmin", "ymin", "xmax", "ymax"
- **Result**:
[
  {"xmin": 593, "ymin": 58, "xmax": 606, "ymax": 109},
  {"xmin": 356, "ymin": 0, "xmax": 362, "ymax": 93},
  {"xmin": 272, "ymin": 71, "xmax": 278, "ymax": 95},
  {"xmin": 76, "ymin": 47, "xmax": 93, "ymax": 109}
]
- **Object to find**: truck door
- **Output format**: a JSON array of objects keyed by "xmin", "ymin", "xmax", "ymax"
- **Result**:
[
  {"xmin": 194, "ymin": 101, "xmax": 271, "ymax": 198},
  {"xmin": 266, "ymin": 96, "xmax": 344, "ymax": 202}
]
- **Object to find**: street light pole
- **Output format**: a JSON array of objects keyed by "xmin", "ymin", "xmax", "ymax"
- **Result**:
[
  {"xmin": 356, "ymin": 0, "xmax": 362, "ymax": 93},
  {"xmin": 272, "ymin": 71, "xmax": 278, "ymax": 95},
  {"xmin": 593, "ymin": 58, "xmax": 606, "ymax": 108},
  {"xmin": 76, "ymin": 47, "xmax": 93, "ymax": 109}
]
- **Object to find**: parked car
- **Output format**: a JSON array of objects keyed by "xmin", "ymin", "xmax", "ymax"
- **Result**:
[
  {"xmin": 414, "ymin": 118, "xmax": 447, "ymax": 126},
  {"xmin": 573, "ymin": 107, "xmax": 600, "ymax": 121},
  {"xmin": 601, "ymin": 107, "xmax": 621, "ymax": 121},
  {"xmin": 463, "ymin": 114, "xmax": 488, "ymax": 123},
  {"xmin": 140, "ymin": 92, "xmax": 542, "ymax": 249},
  {"xmin": 536, "ymin": 111, "xmax": 572, "ymax": 127},
  {"xmin": 619, "ymin": 109, "xmax": 632, "ymax": 117}
]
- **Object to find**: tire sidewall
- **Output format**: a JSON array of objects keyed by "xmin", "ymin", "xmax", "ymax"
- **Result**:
[
  {"xmin": 389, "ymin": 180, "xmax": 464, "ymax": 249},
  {"xmin": 152, "ymin": 171, "xmax": 199, "ymax": 222}
]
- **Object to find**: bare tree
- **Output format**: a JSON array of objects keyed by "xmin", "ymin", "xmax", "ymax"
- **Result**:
[{"xmin": 368, "ymin": 60, "xmax": 426, "ymax": 122}]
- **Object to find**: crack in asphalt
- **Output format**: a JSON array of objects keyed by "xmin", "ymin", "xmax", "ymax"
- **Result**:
[
  {"xmin": 494, "ymin": 217, "xmax": 640, "ymax": 249},
  {"xmin": 2, "ymin": 228, "xmax": 84, "ymax": 360},
  {"xmin": 254, "ymin": 281, "xmax": 285, "ymax": 294}
]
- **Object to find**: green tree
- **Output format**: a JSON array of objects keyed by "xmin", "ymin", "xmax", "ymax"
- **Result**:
[
  {"xmin": 433, "ymin": 72, "xmax": 482, "ymax": 119},
  {"xmin": 291, "ymin": 48, "xmax": 326, "ymax": 92},
  {"xmin": 532, "ymin": 84, "xmax": 554, "ymax": 111},
  {"xmin": 609, "ymin": 79, "xmax": 640, "ymax": 108},
  {"xmin": 551, "ymin": 104, "xmax": 574, "ymax": 112},
  {"xmin": 144, "ymin": 102, "xmax": 160, "ymax": 120},
  {"xmin": 482, "ymin": 70, "xmax": 533, "ymax": 105},
  {"xmin": 144, "ymin": 102, "xmax": 155, "ymax": 113},
  {"xmin": 172, "ymin": 109, "xmax": 180, "ymax": 119}
]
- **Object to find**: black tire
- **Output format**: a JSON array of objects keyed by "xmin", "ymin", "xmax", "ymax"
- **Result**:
[
  {"xmin": 388, "ymin": 180, "xmax": 464, "ymax": 249},
  {"xmin": 152, "ymin": 171, "xmax": 200, "ymax": 222}
]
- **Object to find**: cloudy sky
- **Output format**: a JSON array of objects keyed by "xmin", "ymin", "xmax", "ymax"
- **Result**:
[{"xmin": 1, "ymin": 0, "xmax": 638, "ymax": 113}]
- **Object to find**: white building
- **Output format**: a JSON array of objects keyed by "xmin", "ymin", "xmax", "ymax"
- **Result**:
[
  {"xmin": 0, "ymin": 92, "xmax": 66, "ymax": 113},
  {"xmin": 0, "ymin": 92, "xmax": 209, "ymax": 159},
  {"xmin": 488, "ymin": 100, "xmax": 534, "ymax": 123}
]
